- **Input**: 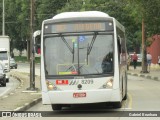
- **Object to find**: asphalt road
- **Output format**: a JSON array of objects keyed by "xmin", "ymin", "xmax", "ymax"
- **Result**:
[
  {"xmin": 0, "ymin": 76, "xmax": 20, "ymax": 97},
  {"xmin": 0, "ymin": 62, "xmax": 40, "ymax": 99},
  {"xmin": 1, "ymin": 64, "xmax": 160, "ymax": 120},
  {"xmin": 27, "ymin": 75, "xmax": 160, "ymax": 113}
]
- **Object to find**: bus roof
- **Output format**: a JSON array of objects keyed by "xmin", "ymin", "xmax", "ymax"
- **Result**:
[
  {"xmin": 52, "ymin": 11, "xmax": 110, "ymax": 20},
  {"xmin": 44, "ymin": 11, "xmax": 125, "ymax": 32}
]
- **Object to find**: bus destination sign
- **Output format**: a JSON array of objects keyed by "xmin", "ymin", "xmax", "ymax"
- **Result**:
[{"xmin": 44, "ymin": 22, "xmax": 113, "ymax": 34}]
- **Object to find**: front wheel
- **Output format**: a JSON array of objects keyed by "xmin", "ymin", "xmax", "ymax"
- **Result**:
[
  {"xmin": 51, "ymin": 104, "xmax": 62, "ymax": 111},
  {"xmin": 123, "ymin": 72, "xmax": 128, "ymax": 100},
  {"xmin": 2, "ymin": 79, "xmax": 6, "ymax": 87},
  {"xmin": 123, "ymin": 94, "xmax": 127, "ymax": 100},
  {"xmin": 6, "ymin": 78, "xmax": 9, "ymax": 83},
  {"xmin": 112, "ymin": 102, "xmax": 122, "ymax": 108}
]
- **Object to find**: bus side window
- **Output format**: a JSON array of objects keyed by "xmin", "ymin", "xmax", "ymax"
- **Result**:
[
  {"xmin": 117, "ymin": 36, "xmax": 121, "ymax": 63},
  {"xmin": 33, "ymin": 30, "xmax": 41, "ymax": 54}
]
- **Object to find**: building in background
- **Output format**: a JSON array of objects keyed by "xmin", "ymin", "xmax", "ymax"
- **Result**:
[{"xmin": 147, "ymin": 35, "xmax": 160, "ymax": 64}]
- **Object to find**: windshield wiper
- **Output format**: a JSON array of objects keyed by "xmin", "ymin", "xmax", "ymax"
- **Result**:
[
  {"xmin": 65, "ymin": 65, "xmax": 76, "ymax": 72},
  {"xmin": 87, "ymin": 32, "xmax": 98, "ymax": 64},
  {"xmin": 60, "ymin": 35, "xmax": 75, "ymax": 63}
]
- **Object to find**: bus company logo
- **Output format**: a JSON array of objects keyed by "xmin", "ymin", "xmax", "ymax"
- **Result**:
[
  {"xmin": 56, "ymin": 80, "xmax": 68, "ymax": 85},
  {"xmin": 69, "ymin": 80, "xmax": 79, "ymax": 85},
  {"xmin": 1, "ymin": 112, "xmax": 42, "ymax": 118},
  {"xmin": 2, "ymin": 112, "xmax": 12, "ymax": 117}
]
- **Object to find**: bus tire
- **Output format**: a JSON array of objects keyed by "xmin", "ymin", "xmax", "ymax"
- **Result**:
[
  {"xmin": 123, "ymin": 72, "xmax": 128, "ymax": 100},
  {"xmin": 2, "ymin": 81, "xmax": 6, "ymax": 87},
  {"xmin": 2, "ymin": 78, "xmax": 6, "ymax": 87},
  {"xmin": 6, "ymin": 78, "xmax": 9, "ymax": 83},
  {"xmin": 123, "ymin": 94, "xmax": 127, "ymax": 100},
  {"xmin": 123, "ymin": 83, "xmax": 127, "ymax": 100},
  {"xmin": 51, "ymin": 104, "xmax": 62, "ymax": 111},
  {"xmin": 112, "ymin": 102, "xmax": 122, "ymax": 108}
]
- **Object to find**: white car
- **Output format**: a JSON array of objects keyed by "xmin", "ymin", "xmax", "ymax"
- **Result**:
[
  {"xmin": 10, "ymin": 58, "xmax": 17, "ymax": 69},
  {"xmin": 0, "ymin": 63, "xmax": 6, "ymax": 86},
  {"xmin": 137, "ymin": 54, "xmax": 142, "ymax": 63}
]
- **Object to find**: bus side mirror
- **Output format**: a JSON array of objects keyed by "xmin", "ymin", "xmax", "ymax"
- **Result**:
[{"xmin": 33, "ymin": 30, "xmax": 41, "ymax": 54}]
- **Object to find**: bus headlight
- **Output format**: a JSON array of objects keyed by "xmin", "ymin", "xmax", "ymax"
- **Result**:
[
  {"xmin": 101, "ymin": 78, "xmax": 113, "ymax": 89},
  {"xmin": 46, "ymin": 80, "xmax": 57, "ymax": 90},
  {"xmin": 106, "ymin": 78, "xmax": 113, "ymax": 88}
]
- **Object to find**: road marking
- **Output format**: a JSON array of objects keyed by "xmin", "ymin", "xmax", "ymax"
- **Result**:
[
  {"xmin": 30, "ymin": 93, "xmax": 42, "ymax": 95},
  {"xmin": 120, "ymin": 93, "xmax": 133, "ymax": 110},
  {"xmin": 121, "ymin": 108, "xmax": 132, "ymax": 110},
  {"xmin": 22, "ymin": 91, "xmax": 38, "ymax": 93},
  {"xmin": 128, "ymin": 92, "xmax": 133, "ymax": 109},
  {"xmin": 2, "ymin": 95, "xmax": 8, "ymax": 99},
  {"xmin": 9, "ymin": 92, "xmax": 14, "ymax": 95},
  {"xmin": 0, "ymin": 88, "xmax": 10, "ymax": 97}
]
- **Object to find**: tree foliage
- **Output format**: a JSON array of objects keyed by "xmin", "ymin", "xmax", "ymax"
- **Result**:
[{"xmin": 0, "ymin": 0, "xmax": 160, "ymax": 53}]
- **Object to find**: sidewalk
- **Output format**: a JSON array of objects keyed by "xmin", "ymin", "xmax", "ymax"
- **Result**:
[
  {"xmin": 127, "ymin": 65, "xmax": 160, "ymax": 81},
  {"xmin": 0, "ymin": 70, "xmax": 41, "ymax": 111}
]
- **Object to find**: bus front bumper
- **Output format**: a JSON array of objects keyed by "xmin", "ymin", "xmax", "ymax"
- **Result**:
[{"xmin": 42, "ymin": 89, "xmax": 121, "ymax": 105}]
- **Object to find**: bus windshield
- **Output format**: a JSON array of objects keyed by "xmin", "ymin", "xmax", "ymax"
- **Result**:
[
  {"xmin": 0, "ymin": 51, "xmax": 8, "ymax": 60},
  {"xmin": 44, "ymin": 33, "xmax": 114, "ymax": 76}
]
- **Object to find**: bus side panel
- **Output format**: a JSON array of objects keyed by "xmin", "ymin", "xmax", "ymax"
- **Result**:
[
  {"xmin": 42, "ymin": 92, "xmax": 51, "ymax": 104},
  {"xmin": 113, "ymin": 18, "xmax": 120, "ymax": 90},
  {"xmin": 110, "ymin": 88, "xmax": 121, "ymax": 102},
  {"xmin": 41, "ymin": 22, "xmax": 48, "ymax": 92}
]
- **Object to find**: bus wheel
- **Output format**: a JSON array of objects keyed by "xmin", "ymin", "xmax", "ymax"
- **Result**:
[
  {"xmin": 51, "ymin": 104, "xmax": 62, "ymax": 111},
  {"xmin": 112, "ymin": 102, "xmax": 122, "ymax": 108},
  {"xmin": 123, "ymin": 73, "xmax": 128, "ymax": 100},
  {"xmin": 123, "ymin": 83, "xmax": 127, "ymax": 100},
  {"xmin": 2, "ymin": 79, "xmax": 6, "ymax": 87},
  {"xmin": 123, "ymin": 93, "xmax": 127, "ymax": 100},
  {"xmin": 6, "ymin": 78, "xmax": 9, "ymax": 83},
  {"xmin": 2, "ymin": 82, "xmax": 6, "ymax": 87}
]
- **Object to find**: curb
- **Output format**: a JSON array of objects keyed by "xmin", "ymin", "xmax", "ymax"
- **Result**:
[
  {"xmin": 127, "ymin": 72, "xmax": 160, "ymax": 81},
  {"xmin": 10, "ymin": 74, "xmax": 24, "ymax": 89},
  {"xmin": 10, "ymin": 72, "xmax": 42, "ymax": 111},
  {"xmin": 14, "ymin": 97, "xmax": 42, "ymax": 111},
  {"xmin": 0, "ymin": 74, "xmax": 24, "ymax": 100},
  {"xmin": 17, "ymin": 61, "xmax": 40, "ymax": 64}
]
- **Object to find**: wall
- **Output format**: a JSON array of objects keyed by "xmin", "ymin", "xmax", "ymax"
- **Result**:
[{"xmin": 147, "ymin": 35, "xmax": 160, "ymax": 64}]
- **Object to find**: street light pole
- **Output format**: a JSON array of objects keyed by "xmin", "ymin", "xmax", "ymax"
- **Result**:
[
  {"xmin": 27, "ymin": 0, "xmax": 37, "ymax": 91},
  {"xmin": 2, "ymin": 0, "xmax": 5, "ymax": 35}
]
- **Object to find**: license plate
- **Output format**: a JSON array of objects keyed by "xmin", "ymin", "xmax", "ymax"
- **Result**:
[{"xmin": 73, "ymin": 92, "xmax": 86, "ymax": 98}]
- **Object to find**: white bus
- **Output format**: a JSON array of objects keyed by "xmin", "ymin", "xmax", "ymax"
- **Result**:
[{"xmin": 36, "ymin": 11, "xmax": 127, "ymax": 110}]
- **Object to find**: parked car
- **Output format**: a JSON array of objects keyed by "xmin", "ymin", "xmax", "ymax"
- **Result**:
[
  {"xmin": 10, "ymin": 58, "xmax": 17, "ymax": 69},
  {"xmin": 0, "ymin": 62, "xmax": 6, "ymax": 86}
]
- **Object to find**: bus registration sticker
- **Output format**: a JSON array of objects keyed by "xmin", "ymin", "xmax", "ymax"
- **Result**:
[{"xmin": 73, "ymin": 92, "xmax": 86, "ymax": 98}]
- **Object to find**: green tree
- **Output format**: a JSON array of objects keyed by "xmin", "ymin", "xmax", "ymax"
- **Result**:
[
  {"xmin": 57, "ymin": 0, "xmax": 85, "ymax": 13},
  {"xmin": 36, "ymin": 0, "xmax": 67, "ymax": 29},
  {"xmin": 1, "ymin": 0, "xmax": 160, "ymax": 56},
  {"xmin": 3, "ymin": 0, "xmax": 29, "ymax": 55},
  {"xmin": 84, "ymin": 0, "xmax": 142, "ymax": 52}
]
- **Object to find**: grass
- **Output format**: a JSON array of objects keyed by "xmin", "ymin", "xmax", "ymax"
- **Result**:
[
  {"xmin": 130, "ymin": 62, "xmax": 142, "ymax": 66},
  {"xmin": 14, "ymin": 56, "xmax": 40, "ymax": 63}
]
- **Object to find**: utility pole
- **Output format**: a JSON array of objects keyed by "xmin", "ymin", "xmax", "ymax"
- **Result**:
[
  {"xmin": 2, "ymin": 0, "xmax": 5, "ymax": 35},
  {"xmin": 141, "ymin": 19, "xmax": 148, "ymax": 73},
  {"xmin": 27, "ymin": 0, "xmax": 37, "ymax": 91}
]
